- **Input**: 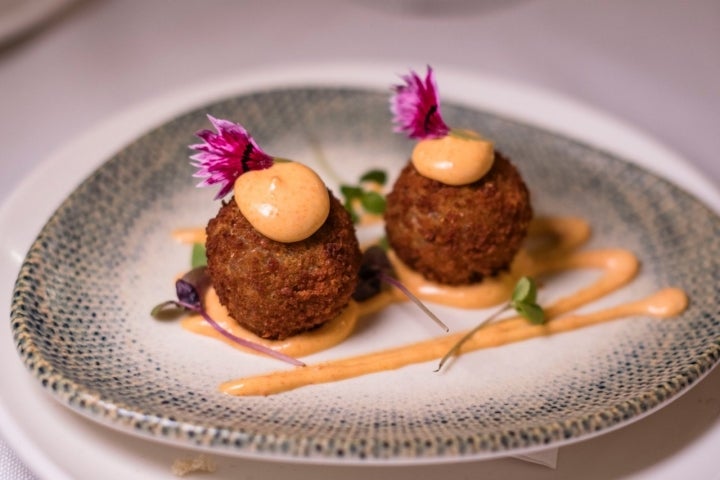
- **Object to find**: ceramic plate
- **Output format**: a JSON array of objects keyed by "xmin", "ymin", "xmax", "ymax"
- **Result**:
[{"xmin": 9, "ymin": 82, "xmax": 720, "ymax": 464}]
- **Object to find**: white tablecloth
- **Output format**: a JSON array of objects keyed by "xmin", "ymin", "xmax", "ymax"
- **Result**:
[{"xmin": 1, "ymin": 1, "xmax": 718, "ymax": 478}]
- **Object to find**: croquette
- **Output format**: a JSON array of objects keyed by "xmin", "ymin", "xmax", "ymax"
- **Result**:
[
  {"xmin": 205, "ymin": 191, "xmax": 362, "ymax": 340},
  {"xmin": 384, "ymin": 152, "xmax": 532, "ymax": 285}
]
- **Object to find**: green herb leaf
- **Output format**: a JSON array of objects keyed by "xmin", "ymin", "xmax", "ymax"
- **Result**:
[
  {"xmin": 510, "ymin": 276, "xmax": 544, "ymax": 325},
  {"xmin": 343, "ymin": 198, "xmax": 359, "ymax": 223},
  {"xmin": 435, "ymin": 276, "xmax": 545, "ymax": 372},
  {"xmin": 360, "ymin": 169, "xmax": 387, "ymax": 185},
  {"xmin": 150, "ymin": 300, "xmax": 186, "ymax": 320},
  {"xmin": 512, "ymin": 276, "xmax": 535, "ymax": 304},
  {"xmin": 515, "ymin": 302, "xmax": 545, "ymax": 325},
  {"xmin": 449, "ymin": 129, "xmax": 481, "ymax": 141},
  {"xmin": 377, "ymin": 236, "xmax": 390, "ymax": 251},
  {"xmin": 191, "ymin": 243, "xmax": 207, "ymax": 269},
  {"xmin": 360, "ymin": 191, "xmax": 386, "ymax": 214},
  {"xmin": 340, "ymin": 185, "xmax": 363, "ymax": 200},
  {"xmin": 339, "ymin": 169, "xmax": 388, "ymax": 224}
]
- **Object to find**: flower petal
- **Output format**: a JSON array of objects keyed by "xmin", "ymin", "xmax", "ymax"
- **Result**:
[
  {"xmin": 390, "ymin": 66, "xmax": 449, "ymax": 140},
  {"xmin": 189, "ymin": 115, "xmax": 274, "ymax": 199}
]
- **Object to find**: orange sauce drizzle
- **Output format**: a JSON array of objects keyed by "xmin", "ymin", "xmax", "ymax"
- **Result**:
[{"xmin": 173, "ymin": 218, "xmax": 688, "ymax": 397}]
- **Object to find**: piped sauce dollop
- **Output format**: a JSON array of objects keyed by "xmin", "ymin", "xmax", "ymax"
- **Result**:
[
  {"xmin": 412, "ymin": 130, "xmax": 494, "ymax": 185},
  {"xmin": 233, "ymin": 161, "xmax": 330, "ymax": 243}
]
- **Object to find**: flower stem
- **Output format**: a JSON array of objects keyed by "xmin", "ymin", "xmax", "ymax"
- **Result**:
[
  {"xmin": 176, "ymin": 301, "xmax": 305, "ymax": 367},
  {"xmin": 380, "ymin": 272, "xmax": 449, "ymax": 332},
  {"xmin": 434, "ymin": 303, "xmax": 511, "ymax": 372}
]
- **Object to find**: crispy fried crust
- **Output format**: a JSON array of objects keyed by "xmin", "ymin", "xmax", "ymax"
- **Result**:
[
  {"xmin": 384, "ymin": 152, "xmax": 532, "ymax": 285},
  {"xmin": 205, "ymin": 192, "xmax": 361, "ymax": 340}
]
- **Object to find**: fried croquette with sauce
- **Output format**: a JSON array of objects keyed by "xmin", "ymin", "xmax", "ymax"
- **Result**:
[
  {"xmin": 384, "ymin": 152, "xmax": 532, "ymax": 285},
  {"xmin": 206, "ymin": 192, "xmax": 362, "ymax": 340}
]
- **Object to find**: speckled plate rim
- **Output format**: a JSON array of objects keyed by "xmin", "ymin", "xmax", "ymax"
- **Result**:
[{"xmin": 2, "ymin": 63, "xmax": 720, "ymax": 478}]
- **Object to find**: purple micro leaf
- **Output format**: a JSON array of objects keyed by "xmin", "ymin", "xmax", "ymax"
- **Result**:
[
  {"xmin": 352, "ymin": 246, "xmax": 393, "ymax": 301},
  {"xmin": 155, "ymin": 266, "xmax": 304, "ymax": 367},
  {"xmin": 174, "ymin": 299, "xmax": 304, "ymax": 367},
  {"xmin": 175, "ymin": 279, "xmax": 201, "ymax": 309},
  {"xmin": 353, "ymin": 246, "xmax": 449, "ymax": 332},
  {"xmin": 175, "ymin": 266, "xmax": 209, "ymax": 309},
  {"xmin": 390, "ymin": 66, "xmax": 450, "ymax": 140},
  {"xmin": 189, "ymin": 115, "xmax": 274, "ymax": 199}
]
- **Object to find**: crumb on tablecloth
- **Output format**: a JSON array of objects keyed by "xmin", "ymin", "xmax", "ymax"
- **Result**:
[{"xmin": 171, "ymin": 454, "xmax": 216, "ymax": 476}]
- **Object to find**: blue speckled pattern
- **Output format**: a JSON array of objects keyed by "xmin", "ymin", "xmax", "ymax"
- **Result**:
[{"xmin": 10, "ymin": 88, "xmax": 720, "ymax": 463}]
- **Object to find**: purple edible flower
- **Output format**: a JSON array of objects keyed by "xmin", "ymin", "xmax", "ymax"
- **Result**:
[
  {"xmin": 189, "ymin": 115, "xmax": 274, "ymax": 199},
  {"xmin": 390, "ymin": 66, "xmax": 450, "ymax": 140}
]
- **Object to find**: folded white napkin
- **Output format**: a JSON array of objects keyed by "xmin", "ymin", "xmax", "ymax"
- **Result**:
[{"xmin": 513, "ymin": 448, "xmax": 559, "ymax": 468}]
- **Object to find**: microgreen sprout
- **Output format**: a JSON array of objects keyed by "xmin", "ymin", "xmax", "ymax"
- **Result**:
[
  {"xmin": 435, "ymin": 276, "xmax": 545, "ymax": 372},
  {"xmin": 191, "ymin": 243, "xmax": 207, "ymax": 269},
  {"xmin": 511, "ymin": 276, "xmax": 545, "ymax": 325},
  {"xmin": 151, "ymin": 267, "xmax": 304, "ymax": 367},
  {"xmin": 340, "ymin": 169, "xmax": 388, "ymax": 223},
  {"xmin": 377, "ymin": 236, "xmax": 390, "ymax": 252},
  {"xmin": 353, "ymin": 246, "xmax": 448, "ymax": 332}
]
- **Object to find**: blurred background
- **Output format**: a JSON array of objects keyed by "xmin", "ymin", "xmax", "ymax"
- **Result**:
[
  {"xmin": 1, "ymin": 0, "xmax": 718, "ymax": 202},
  {"xmin": 0, "ymin": 1, "xmax": 718, "ymax": 478}
]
